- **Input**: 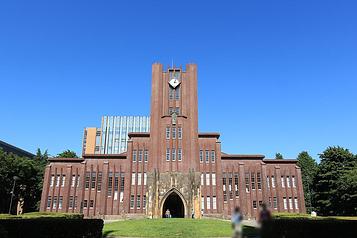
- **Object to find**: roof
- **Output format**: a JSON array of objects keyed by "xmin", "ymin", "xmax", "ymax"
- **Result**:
[
  {"xmin": 83, "ymin": 152, "xmax": 127, "ymax": 159},
  {"xmin": 48, "ymin": 157, "xmax": 85, "ymax": 162},
  {"xmin": 221, "ymin": 154, "xmax": 265, "ymax": 160},
  {"xmin": 262, "ymin": 159, "xmax": 298, "ymax": 164},
  {"xmin": 0, "ymin": 140, "xmax": 35, "ymax": 158},
  {"xmin": 198, "ymin": 133, "xmax": 220, "ymax": 139},
  {"xmin": 128, "ymin": 132, "xmax": 150, "ymax": 138}
]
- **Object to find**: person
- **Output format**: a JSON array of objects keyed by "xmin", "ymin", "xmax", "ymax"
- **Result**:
[
  {"xmin": 231, "ymin": 206, "xmax": 243, "ymax": 238},
  {"xmin": 191, "ymin": 209, "xmax": 195, "ymax": 219},
  {"xmin": 165, "ymin": 209, "xmax": 171, "ymax": 218},
  {"xmin": 258, "ymin": 203, "xmax": 272, "ymax": 225}
]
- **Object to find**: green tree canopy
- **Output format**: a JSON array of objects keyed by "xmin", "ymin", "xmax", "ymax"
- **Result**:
[
  {"xmin": 56, "ymin": 150, "xmax": 78, "ymax": 158},
  {"xmin": 275, "ymin": 153, "xmax": 284, "ymax": 160},
  {"xmin": 313, "ymin": 146, "xmax": 356, "ymax": 216},
  {"xmin": 297, "ymin": 151, "xmax": 318, "ymax": 213}
]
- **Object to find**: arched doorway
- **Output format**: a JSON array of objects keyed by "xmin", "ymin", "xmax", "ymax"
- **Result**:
[{"xmin": 162, "ymin": 192, "xmax": 185, "ymax": 218}]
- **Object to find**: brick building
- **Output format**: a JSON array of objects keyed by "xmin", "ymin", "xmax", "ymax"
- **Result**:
[{"xmin": 40, "ymin": 63, "xmax": 306, "ymax": 219}]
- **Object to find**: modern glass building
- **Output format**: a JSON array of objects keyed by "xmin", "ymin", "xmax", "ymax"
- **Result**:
[{"xmin": 83, "ymin": 116, "xmax": 150, "ymax": 155}]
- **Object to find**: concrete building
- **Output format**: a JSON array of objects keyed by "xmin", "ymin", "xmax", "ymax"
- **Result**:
[{"xmin": 40, "ymin": 63, "xmax": 306, "ymax": 219}]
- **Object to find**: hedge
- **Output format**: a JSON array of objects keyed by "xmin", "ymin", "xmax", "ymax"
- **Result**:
[
  {"xmin": 0, "ymin": 218, "xmax": 103, "ymax": 238},
  {"xmin": 261, "ymin": 218, "xmax": 357, "ymax": 238},
  {"xmin": 0, "ymin": 212, "xmax": 84, "ymax": 219}
]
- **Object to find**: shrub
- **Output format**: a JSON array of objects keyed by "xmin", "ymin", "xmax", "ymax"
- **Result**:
[
  {"xmin": 0, "ymin": 218, "xmax": 103, "ymax": 238},
  {"xmin": 261, "ymin": 218, "xmax": 357, "ymax": 238},
  {"xmin": 0, "ymin": 212, "xmax": 83, "ymax": 219}
]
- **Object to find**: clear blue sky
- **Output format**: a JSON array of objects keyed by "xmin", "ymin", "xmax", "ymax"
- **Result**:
[{"xmin": 1, "ymin": 0, "xmax": 356, "ymax": 160}]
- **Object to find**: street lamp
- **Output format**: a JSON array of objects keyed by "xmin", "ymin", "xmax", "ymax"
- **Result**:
[{"xmin": 8, "ymin": 176, "xmax": 20, "ymax": 214}]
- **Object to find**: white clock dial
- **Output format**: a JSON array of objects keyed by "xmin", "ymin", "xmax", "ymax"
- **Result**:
[{"xmin": 169, "ymin": 78, "xmax": 180, "ymax": 88}]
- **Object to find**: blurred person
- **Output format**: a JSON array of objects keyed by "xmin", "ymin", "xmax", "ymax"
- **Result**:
[
  {"xmin": 258, "ymin": 203, "xmax": 272, "ymax": 225},
  {"xmin": 231, "ymin": 206, "xmax": 243, "ymax": 238},
  {"xmin": 165, "ymin": 209, "xmax": 171, "ymax": 218}
]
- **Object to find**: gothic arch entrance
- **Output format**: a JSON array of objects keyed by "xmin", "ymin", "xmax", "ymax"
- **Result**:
[{"xmin": 161, "ymin": 190, "xmax": 185, "ymax": 218}]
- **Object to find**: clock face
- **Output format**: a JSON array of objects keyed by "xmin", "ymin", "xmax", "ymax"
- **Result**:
[{"xmin": 169, "ymin": 78, "xmax": 180, "ymax": 88}]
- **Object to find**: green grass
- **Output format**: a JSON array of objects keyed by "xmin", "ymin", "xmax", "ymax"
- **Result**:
[
  {"xmin": 0, "ymin": 212, "xmax": 83, "ymax": 219},
  {"xmin": 104, "ymin": 219, "xmax": 258, "ymax": 237}
]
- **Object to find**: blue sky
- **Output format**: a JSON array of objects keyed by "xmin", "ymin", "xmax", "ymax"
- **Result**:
[{"xmin": 1, "ymin": 0, "xmax": 356, "ymax": 160}]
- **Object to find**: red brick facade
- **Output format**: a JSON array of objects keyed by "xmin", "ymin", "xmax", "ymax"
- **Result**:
[{"xmin": 40, "ymin": 63, "xmax": 306, "ymax": 219}]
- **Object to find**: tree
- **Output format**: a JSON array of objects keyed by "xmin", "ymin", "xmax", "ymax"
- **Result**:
[
  {"xmin": 56, "ymin": 150, "xmax": 78, "ymax": 158},
  {"xmin": 313, "ymin": 146, "xmax": 356, "ymax": 216},
  {"xmin": 297, "ymin": 151, "xmax": 318, "ymax": 213},
  {"xmin": 275, "ymin": 153, "xmax": 284, "ymax": 160}
]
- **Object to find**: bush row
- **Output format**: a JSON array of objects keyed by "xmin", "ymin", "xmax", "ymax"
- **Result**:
[
  {"xmin": 0, "ymin": 212, "xmax": 84, "ymax": 219},
  {"xmin": 0, "ymin": 218, "xmax": 103, "ymax": 238},
  {"xmin": 261, "ymin": 218, "xmax": 357, "ymax": 238}
]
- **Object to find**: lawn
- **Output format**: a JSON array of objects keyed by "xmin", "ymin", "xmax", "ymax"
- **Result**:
[{"xmin": 103, "ymin": 218, "xmax": 259, "ymax": 237}]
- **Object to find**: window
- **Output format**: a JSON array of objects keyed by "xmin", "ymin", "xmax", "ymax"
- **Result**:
[
  {"xmin": 175, "ymin": 86, "xmax": 180, "ymax": 100},
  {"xmin": 144, "ymin": 150, "xmax": 148, "ymax": 162},
  {"xmin": 223, "ymin": 175, "xmax": 227, "ymax": 201},
  {"xmin": 56, "ymin": 175, "xmax": 60, "ymax": 187},
  {"xmin": 50, "ymin": 175, "xmax": 54, "ymax": 187},
  {"xmin": 71, "ymin": 175, "xmax": 76, "ymax": 187},
  {"xmin": 201, "ymin": 174, "xmax": 204, "ymax": 185},
  {"xmin": 251, "ymin": 172, "xmax": 256, "ymax": 190},
  {"xmin": 271, "ymin": 176, "xmax": 275, "ymax": 188},
  {"xmin": 114, "ymin": 173, "xmax": 119, "ymax": 191},
  {"xmin": 166, "ymin": 127, "xmax": 170, "ymax": 139},
  {"xmin": 61, "ymin": 175, "xmax": 66, "ymax": 187},
  {"xmin": 108, "ymin": 172, "xmax": 113, "ymax": 196},
  {"xmin": 213, "ymin": 196, "xmax": 217, "ymax": 210},
  {"xmin": 137, "ymin": 195, "xmax": 141, "ymax": 209},
  {"xmin": 229, "ymin": 174, "xmax": 233, "ymax": 199},
  {"xmin": 143, "ymin": 195, "xmax": 146, "ymax": 209},
  {"xmin": 138, "ymin": 150, "xmax": 143, "ymax": 162},
  {"xmin": 169, "ymin": 87, "xmax": 174, "ymax": 100},
  {"xmin": 245, "ymin": 172, "xmax": 250, "ymax": 192},
  {"xmin": 168, "ymin": 107, "xmax": 173, "ymax": 115},
  {"xmin": 268, "ymin": 197, "xmax": 272, "ymax": 208},
  {"xmin": 69, "ymin": 196, "xmax": 74, "ymax": 208},
  {"xmin": 199, "ymin": 150, "xmax": 203, "ymax": 163},
  {"xmin": 132, "ymin": 173, "xmax": 136, "ymax": 185},
  {"xmin": 175, "ymin": 107, "xmax": 180, "ymax": 115},
  {"xmin": 53, "ymin": 196, "xmax": 57, "ymax": 209},
  {"xmin": 120, "ymin": 173, "xmax": 125, "ymax": 191},
  {"xmin": 97, "ymin": 172, "xmax": 102, "ymax": 191},
  {"xmin": 90, "ymin": 200, "xmax": 94, "ymax": 208},
  {"xmin": 130, "ymin": 195, "xmax": 135, "ymax": 209},
  {"xmin": 133, "ymin": 150, "xmax": 137, "ymax": 162},
  {"xmin": 281, "ymin": 176, "xmax": 285, "ymax": 188},
  {"xmin": 205, "ymin": 150, "xmax": 209, "ymax": 163},
  {"xmin": 178, "ymin": 127, "xmax": 182, "ymax": 139},
  {"xmin": 273, "ymin": 197, "xmax": 277, "ymax": 209},
  {"xmin": 85, "ymin": 172, "xmax": 90, "ymax": 189},
  {"xmin": 144, "ymin": 173, "xmax": 147, "ymax": 185},
  {"xmin": 172, "ymin": 127, "xmax": 176, "ymax": 139},
  {"xmin": 289, "ymin": 197, "xmax": 293, "ymax": 209},
  {"xmin": 206, "ymin": 173, "xmax": 210, "ymax": 186},
  {"xmin": 287, "ymin": 176, "xmax": 290, "ymax": 188},
  {"xmin": 76, "ymin": 175, "xmax": 80, "ymax": 187},
  {"xmin": 91, "ymin": 172, "xmax": 96, "ymax": 189},
  {"xmin": 211, "ymin": 151, "xmax": 215, "ymax": 162},
  {"xmin": 292, "ymin": 176, "xmax": 296, "ymax": 188},
  {"xmin": 206, "ymin": 197, "xmax": 211, "ymax": 210},
  {"xmin": 172, "ymin": 148, "xmax": 176, "ymax": 161},
  {"xmin": 74, "ymin": 196, "xmax": 77, "ymax": 208},
  {"xmin": 166, "ymin": 148, "xmax": 170, "ymax": 161},
  {"xmin": 294, "ymin": 197, "xmax": 299, "ymax": 209},
  {"xmin": 47, "ymin": 196, "xmax": 51, "ymax": 208},
  {"xmin": 253, "ymin": 201, "xmax": 257, "ymax": 209},
  {"xmin": 83, "ymin": 200, "xmax": 88, "ymax": 208},
  {"xmin": 283, "ymin": 197, "xmax": 287, "ymax": 209},
  {"xmin": 178, "ymin": 148, "xmax": 182, "ymax": 161},
  {"xmin": 266, "ymin": 176, "xmax": 270, "ymax": 189},
  {"xmin": 201, "ymin": 196, "xmax": 205, "ymax": 210},
  {"xmin": 234, "ymin": 173, "xmax": 239, "ymax": 197},
  {"xmin": 212, "ymin": 173, "xmax": 216, "ymax": 186},
  {"xmin": 138, "ymin": 173, "xmax": 142, "ymax": 185},
  {"xmin": 257, "ymin": 172, "xmax": 262, "ymax": 190},
  {"xmin": 259, "ymin": 201, "xmax": 263, "ymax": 207}
]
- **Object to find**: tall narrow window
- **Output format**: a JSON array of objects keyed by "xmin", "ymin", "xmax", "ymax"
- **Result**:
[
  {"xmin": 234, "ymin": 173, "xmax": 239, "ymax": 197},
  {"xmin": 253, "ymin": 200, "xmax": 257, "ymax": 209},
  {"xmin": 223, "ymin": 175, "xmax": 227, "ymax": 201},
  {"xmin": 133, "ymin": 150, "xmax": 137, "ymax": 162},
  {"xmin": 211, "ymin": 151, "xmax": 215, "ymax": 162},
  {"xmin": 137, "ymin": 195, "xmax": 141, "ymax": 209},
  {"xmin": 131, "ymin": 173, "xmax": 136, "ymax": 185},
  {"xmin": 251, "ymin": 172, "xmax": 256, "ymax": 190},
  {"xmin": 143, "ymin": 195, "xmax": 147, "ymax": 209},
  {"xmin": 206, "ymin": 197, "xmax": 211, "ymax": 210},
  {"xmin": 169, "ymin": 87, "xmax": 174, "ymax": 100},
  {"xmin": 283, "ymin": 197, "xmax": 287, "ymax": 209},
  {"xmin": 71, "ymin": 175, "xmax": 76, "ymax": 187},
  {"xmin": 205, "ymin": 150, "xmax": 209, "ymax": 163},
  {"xmin": 281, "ymin": 176, "xmax": 285, "ymax": 188},
  {"xmin": 53, "ymin": 196, "xmax": 57, "ymax": 209},
  {"xmin": 268, "ymin": 197, "xmax": 272, "ymax": 208},
  {"xmin": 91, "ymin": 172, "xmax": 96, "ymax": 189},
  {"xmin": 245, "ymin": 172, "xmax": 250, "ymax": 192},
  {"xmin": 138, "ymin": 150, "xmax": 143, "ymax": 162},
  {"xmin": 85, "ymin": 172, "xmax": 90, "ymax": 189},
  {"xmin": 178, "ymin": 148, "xmax": 182, "ymax": 161},
  {"xmin": 178, "ymin": 127, "xmax": 182, "ymax": 139},
  {"xmin": 166, "ymin": 127, "xmax": 170, "ymax": 139},
  {"xmin": 69, "ymin": 196, "xmax": 73, "ymax": 208},
  {"xmin": 130, "ymin": 195, "xmax": 134, "ymax": 209},
  {"xmin": 289, "ymin": 197, "xmax": 293, "ymax": 209},
  {"xmin": 257, "ymin": 172, "xmax": 262, "ymax": 190},
  {"xmin": 74, "ymin": 196, "xmax": 77, "ymax": 208},
  {"xmin": 172, "ymin": 148, "xmax": 176, "ymax": 161},
  {"xmin": 166, "ymin": 148, "xmax": 170, "ymax": 161},
  {"xmin": 175, "ymin": 86, "xmax": 180, "ymax": 100},
  {"xmin": 120, "ymin": 173, "xmax": 125, "ymax": 191},
  {"xmin": 138, "ymin": 173, "xmax": 142, "ymax": 185},
  {"xmin": 56, "ymin": 175, "xmax": 60, "ymax": 187},
  {"xmin": 201, "ymin": 173, "xmax": 204, "ymax": 185},
  {"xmin": 271, "ymin": 176, "xmax": 275, "ymax": 188},
  {"xmin": 213, "ymin": 196, "xmax": 217, "ymax": 210},
  {"xmin": 292, "ymin": 176, "xmax": 296, "ymax": 188},
  {"xmin": 83, "ymin": 200, "xmax": 88, "ymax": 208},
  {"xmin": 212, "ymin": 173, "xmax": 216, "ymax": 186},
  {"xmin": 229, "ymin": 174, "xmax": 233, "ymax": 199},
  {"xmin": 199, "ymin": 150, "xmax": 203, "ymax": 163},
  {"xmin": 206, "ymin": 173, "xmax": 210, "ymax": 186},
  {"xmin": 294, "ymin": 197, "xmax": 299, "ymax": 209},
  {"xmin": 61, "ymin": 175, "xmax": 66, "ymax": 187},
  {"xmin": 144, "ymin": 173, "xmax": 147, "ymax": 186},
  {"xmin": 107, "ymin": 172, "xmax": 113, "ymax": 196},
  {"xmin": 172, "ymin": 127, "xmax": 176, "ymax": 139},
  {"xmin": 201, "ymin": 196, "xmax": 205, "ymax": 210},
  {"xmin": 266, "ymin": 176, "xmax": 270, "ymax": 189},
  {"xmin": 47, "ymin": 196, "xmax": 51, "ymax": 208},
  {"xmin": 90, "ymin": 200, "xmax": 94, "ymax": 208},
  {"xmin": 97, "ymin": 172, "xmax": 102, "ymax": 191},
  {"xmin": 287, "ymin": 176, "xmax": 290, "ymax": 188},
  {"xmin": 273, "ymin": 197, "xmax": 277, "ymax": 209},
  {"xmin": 114, "ymin": 173, "xmax": 119, "ymax": 191},
  {"xmin": 50, "ymin": 175, "xmax": 54, "ymax": 187},
  {"xmin": 144, "ymin": 150, "xmax": 148, "ymax": 162}
]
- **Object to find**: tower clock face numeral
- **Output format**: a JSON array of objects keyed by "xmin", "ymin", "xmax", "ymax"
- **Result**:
[{"xmin": 169, "ymin": 78, "xmax": 180, "ymax": 88}]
